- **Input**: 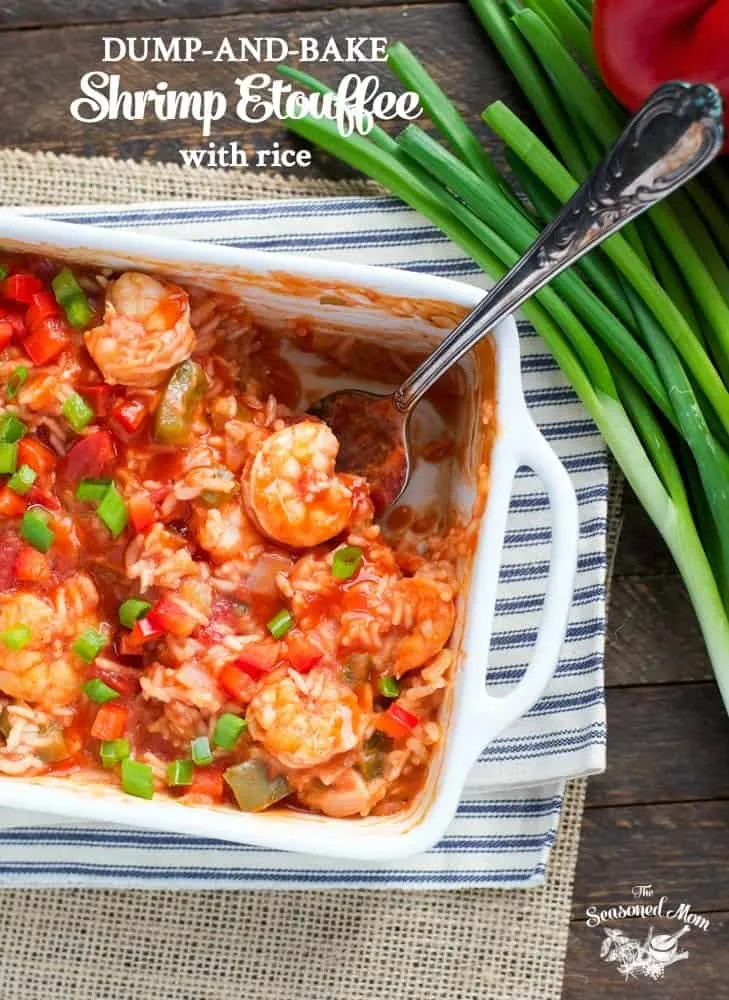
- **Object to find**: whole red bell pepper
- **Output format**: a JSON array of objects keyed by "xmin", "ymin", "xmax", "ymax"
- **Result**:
[{"xmin": 594, "ymin": 0, "xmax": 729, "ymax": 150}]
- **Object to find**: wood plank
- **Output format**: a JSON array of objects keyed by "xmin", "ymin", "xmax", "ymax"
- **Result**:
[
  {"xmin": 0, "ymin": 4, "xmax": 528, "ymax": 172},
  {"xmin": 587, "ymin": 683, "xmax": 729, "ymax": 807},
  {"xmin": 605, "ymin": 575, "xmax": 711, "ymax": 686},
  {"xmin": 614, "ymin": 488, "xmax": 675, "ymax": 577},
  {"xmin": 0, "ymin": 0, "xmax": 442, "ymax": 30},
  {"xmin": 565, "ymin": 912, "xmax": 729, "ymax": 999},
  {"xmin": 571, "ymin": 801, "xmax": 729, "ymax": 917}
]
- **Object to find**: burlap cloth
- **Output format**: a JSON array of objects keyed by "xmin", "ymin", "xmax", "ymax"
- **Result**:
[{"xmin": 0, "ymin": 149, "xmax": 623, "ymax": 1000}]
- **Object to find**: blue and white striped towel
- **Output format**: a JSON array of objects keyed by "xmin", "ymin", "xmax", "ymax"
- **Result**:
[{"xmin": 0, "ymin": 197, "xmax": 607, "ymax": 889}]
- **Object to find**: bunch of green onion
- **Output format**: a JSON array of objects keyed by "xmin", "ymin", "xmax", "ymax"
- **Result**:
[{"xmin": 278, "ymin": 0, "xmax": 729, "ymax": 715}]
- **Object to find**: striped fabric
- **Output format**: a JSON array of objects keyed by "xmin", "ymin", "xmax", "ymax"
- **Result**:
[{"xmin": 0, "ymin": 198, "xmax": 606, "ymax": 889}]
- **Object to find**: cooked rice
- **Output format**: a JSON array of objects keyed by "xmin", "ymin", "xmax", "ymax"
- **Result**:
[{"xmin": 0, "ymin": 261, "xmax": 488, "ymax": 821}]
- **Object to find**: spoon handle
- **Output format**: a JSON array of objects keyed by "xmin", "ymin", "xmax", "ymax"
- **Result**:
[{"xmin": 393, "ymin": 80, "xmax": 724, "ymax": 413}]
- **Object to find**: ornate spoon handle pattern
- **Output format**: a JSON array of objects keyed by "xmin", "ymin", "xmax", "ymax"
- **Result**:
[{"xmin": 395, "ymin": 81, "xmax": 724, "ymax": 413}]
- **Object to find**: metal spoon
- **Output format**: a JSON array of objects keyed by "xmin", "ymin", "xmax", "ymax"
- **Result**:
[{"xmin": 311, "ymin": 81, "xmax": 724, "ymax": 513}]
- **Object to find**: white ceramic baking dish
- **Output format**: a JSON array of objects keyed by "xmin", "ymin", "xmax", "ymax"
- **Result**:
[{"xmin": 0, "ymin": 212, "xmax": 578, "ymax": 860}]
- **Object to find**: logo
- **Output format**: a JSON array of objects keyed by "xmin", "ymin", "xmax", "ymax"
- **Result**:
[{"xmin": 585, "ymin": 884, "xmax": 710, "ymax": 982}]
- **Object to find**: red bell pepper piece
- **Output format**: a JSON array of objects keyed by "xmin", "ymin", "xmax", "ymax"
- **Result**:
[
  {"xmin": 58, "ymin": 429, "xmax": 115, "ymax": 483},
  {"xmin": 220, "ymin": 641, "xmax": 280, "ymax": 699},
  {"xmin": 25, "ymin": 291, "xmax": 60, "ymax": 331},
  {"xmin": 234, "ymin": 658, "xmax": 264, "ymax": 681},
  {"xmin": 14, "ymin": 545, "xmax": 51, "ymax": 583},
  {"xmin": 90, "ymin": 703, "xmax": 129, "ymax": 741},
  {"xmin": 47, "ymin": 751, "xmax": 85, "ymax": 776},
  {"xmin": 91, "ymin": 661, "xmax": 141, "ymax": 698},
  {"xmin": 112, "ymin": 396, "xmax": 148, "ymax": 434},
  {"xmin": 18, "ymin": 437, "xmax": 57, "ymax": 478},
  {"xmin": 146, "ymin": 596, "xmax": 197, "ymax": 638},
  {"xmin": 219, "ymin": 664, "xmax": 257, "ymax": 701},
  {"xmin": 0, "ymin": 486, "xmax": 26, "ymax": 518},
  {"xmin": 118, "ymin": 635, "xmax": 140, "ymax": 657},
  {"xmin": 128, "ymin": 493, "xmax": 156, "ymax": 533},
  {"xmin": 26, "ymin": 485, "xmax": 61, "ymax": 512},
  {"xmin": 388, "ymin": 703, "xmax": 419, "ymax": 729},
  {"xmin": 79, "ymin": 384, "xmax": 114, "ymax": 419},
  {"xmin": 594, "ymin": 0, "xmax": 729, "ymax": 150},
  {"xmin": 18, "ymin": 438, "xmax": 56, "ymax": 479},
  {"xmin": 377, "ymin": 702, "xmax": 419, "ymax": 741},
  {"xmin": 0, "ymin": 320, "xmax": 14, "ymax": 350},
  {"xmin": 187, "ymin": 768, "xmax": 225, "ymax": 802},
  {"xmin": 23, "ymin": 316, "xmax": 70, "ymax": 365},
  {"xmin": 1, "ymin": 273, "xmax": 45, "ymax": 305},
  {"xmin": 286, "ymin": 633, "xmax": 323, "ymax": 674},
  {"xmin": 123, "ymin": 615, "xmax": 165, "ymax": 651},
  {"xmin": 234, "ymin": 641, "xmax": 280, "ymax": 679}
]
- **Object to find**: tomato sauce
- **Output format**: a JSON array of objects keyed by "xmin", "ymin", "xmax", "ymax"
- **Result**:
[{"xmin": 0, "ymin": 252, "xmax": 491, "ymax": 824}]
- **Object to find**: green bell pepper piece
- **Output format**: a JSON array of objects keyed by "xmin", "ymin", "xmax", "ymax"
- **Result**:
[
  {"xmin": 224, "ymin": 759, "xmax": 291, "ymax": 812},
  {"xmin": 153, "ymin": 360, "xmax": 207, "ymax": 445}
]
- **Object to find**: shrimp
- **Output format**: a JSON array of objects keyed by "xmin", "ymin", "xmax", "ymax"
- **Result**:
[
  {"xmin": 85, "ymin": 272, "xmax": 195, "ymax": 387},
  {"xmin": 193, "ymin": 501, "xmax": 263, "ymax": 562},
  {"xmin": 392, "ymin": 577, "xmax": 455, "ymax": 675},
  {"xmin": 244, "ymin": 420, "xmax": 353, "ymax": 548},
  {"xmin": 298, "ymin": 768, "xmax": 380, "ymax": 818},
  {"xmin": 0, "ymin": 574, "xmax": 101, "ymax": 710},
  {"xmin": 247, "ymin": 666, "xmax": 364, "ymax": 769}
]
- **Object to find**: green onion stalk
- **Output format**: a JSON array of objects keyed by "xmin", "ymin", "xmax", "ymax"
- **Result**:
[{"xmin": 276, "ymin": 0, "xmax": 729, "ymax": 713}]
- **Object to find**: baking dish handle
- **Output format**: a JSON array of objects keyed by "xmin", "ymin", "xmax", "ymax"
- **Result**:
[{"xmin": 468, "ymin": 415, "xmax": 579, "ymax": 754}]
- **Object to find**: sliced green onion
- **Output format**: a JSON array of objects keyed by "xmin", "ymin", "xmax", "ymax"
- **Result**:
[
  {"xmin": 166, "ymin": 759, "xmax": 194, "ymax": 787},
  {"xmin": 0, "ymin": 442, "xmax": 18, "ymax": 475},
  {"xmin": 0, "ymin": 266, "xmax": 8, "ymax": 283},
  {"xmin": 51, "ymin": 268, "xmax": 85, "ymax": 306},
  {"xmin": 120, "ymin": 758, "xmax": 154, "ymax": 800},
  {"xmin": 7, "ymin": 464, "xmax": 36, "ymax": 495},
  {"xmin": 191, "ymin": 735, "xmax": 213, "ymax": 766},
  {"xmin": 100, "ymin": 738, "xmax": 130, "ymax": 768},
  {"xmin": 119, "ymin": 598, "xmax": 152, "ymax": 629},
  {"xmin": 65, "ymin": 296, "xmax": 94, "ymax": 330},
  {"xmin": 332, "ymin": 545, "xmax": 363, "ymax": 580},
  {"xmin": 73, "ymin": 628, "xmax": 108, "ymax": 664},
  {"xmin": 62, "ymin": 392, "xmax": 94, "ymax": 432},
  {"xmin": 83, "ymin": 678, "xmax": 119, "ymax": 703},
  {"xmin": 51, "ymin": 266, "xmax": 94, "ymax": 328},
  {"xmin": 6, "ymin": 366, "xmax": 28, "ymax": 400},
  {"xmin": 378, "ymin": 675, "xmax": 400, "ymax": 699},
  {"xmin": 75, "ymin": 477, "xmax": 112, "ymax": 503},
  {"xmin": 52, "ymin": 268, "xmax": 81, "ymax": 303},
  {"xmin": 96, "ymin": 483, "xmax": 128, "ymax": 538},
  {"xmin": 267, "ymin": 608, "xmax": 294, "ymax": 639},
  {"xmin": 212, "ymin": 713, "xmax": 248, "ymax": 750},
  {"xmin": 20, "ymin": 510, "xmax": 54, "ymax": 552},
  {"xmin": 0, "ymin": 413, "xmax": 26, "ymax": 443},
  {"xmin": 0, "ymin": 625, "xmax": 31, "ymax": 651}
]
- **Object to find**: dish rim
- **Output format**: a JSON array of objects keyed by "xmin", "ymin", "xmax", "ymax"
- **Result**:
[{"xmin": 0, "ymin": 212, "xmax": 578, "ymax": 860}]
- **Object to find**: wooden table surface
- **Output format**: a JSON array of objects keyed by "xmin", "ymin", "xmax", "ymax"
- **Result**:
[{"xmin": 1, "ymin": 1, "xmax": 727, "ymax": 995}]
